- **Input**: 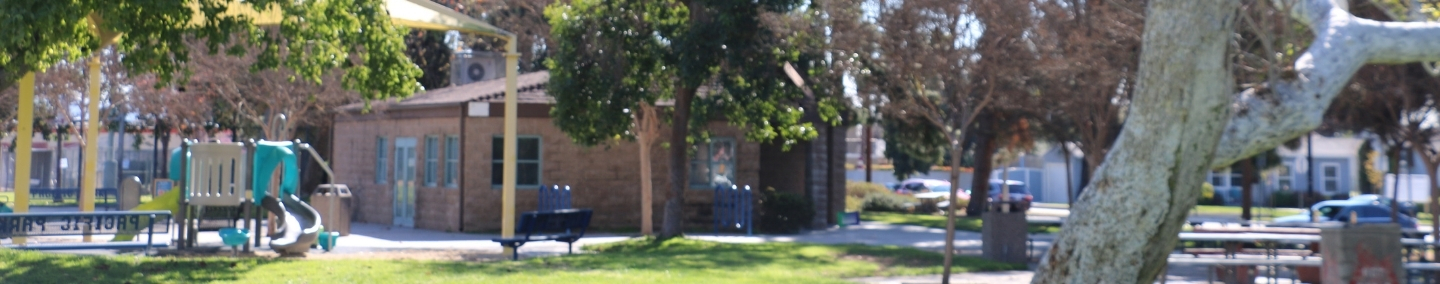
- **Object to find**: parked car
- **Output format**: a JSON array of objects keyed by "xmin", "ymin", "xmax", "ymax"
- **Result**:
[
  {"xmin": 914, "ymin": 185, "xmax": 970, "ymax": 201},
  {"xmin": 1271, "ymin": 203, "xmax": 1421, "ymax": 237},
  {"xmin": 895, "ymin": 178, "xmax": 950, "ymax": 194},
  {"xmin": 1347, "ymin": 194, "xmax": 1417, "ymax": 216},
  {"xmin": 987, "ymin": 179, "xmax": 1033, "ymax": 212}
]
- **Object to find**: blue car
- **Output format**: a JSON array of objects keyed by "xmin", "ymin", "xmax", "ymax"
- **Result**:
[{"xmin": 1272, "ymin": 202, "xmax": 1420, "ymax": 237}]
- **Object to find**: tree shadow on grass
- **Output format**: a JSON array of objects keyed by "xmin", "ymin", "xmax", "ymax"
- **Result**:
[
  {"xmin": 0, "ymin": 250, "xmax": 287, "ymax": 284},
  {"xmin": 414, "ymin": 237, "xmax": 1026, "ymax": 280}
]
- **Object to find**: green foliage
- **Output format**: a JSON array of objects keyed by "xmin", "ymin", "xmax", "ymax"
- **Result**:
[
  {"xmin": 757, "ymin": 187, "xmax": 815, "ymax": 234},
  {"xmin": 863, "ymin": 193, "xmax": 917, "ymax": 213},
  {"xmin": 847, "ymin": 181, "xmax": 891, "ymax": 199},
  {"xmin": 846, "ymin": 181, "xmax": 890, "ymax": 212},
  {"xmin": 1359, "ymin": 140, "xmax": 1384, "ymax": 194},
  {"xmin": 544, "ymin": 0, "xmax": 838, "ymax": 148},
  {"xmin": 882, "ymin": 118, "xmax": 946, "ymax": 179},
  {"xmin": 1198, "ymin": 182, "xmax": 1224, "ymax": 206},
  {"xmin": 1201, "ymin": 182, "xmax": 1215, "ymax": 200},
  {"xmin": 0, "ymin": 0, "xmax": 421, "ymax": 105},
  {"xmin": 1271, "ymin": 190, "xmax": 1299, "ymax": 208}
]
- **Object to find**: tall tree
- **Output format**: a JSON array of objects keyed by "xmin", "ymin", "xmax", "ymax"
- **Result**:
[
  {"xmin": 1035, "ymin": 0, "xmax": 1440, "ymax": 282},
  {"xmin": 545, "ymin": 0, "xmax": 839, "ymax": 238},
  {"xmin": 184, "ymin": 39, "xmax": 357, "ymax": 141},
  {"xmin": 1033, "ymin": 0, "xmax": 1144, "ymax": 182},
  {"xmin": 866, "ymin": 0, "xmax": 1043, "ymax": 281}
]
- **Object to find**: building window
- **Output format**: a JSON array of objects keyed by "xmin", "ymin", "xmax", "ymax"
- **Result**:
[
  {"xmin": 375, "ymin": 137, "xmax": 387, "ymax": 184},
  {"xmin": 425, "ymin": 136, "xmax": 438, "ymax": 186},
  {"xmin": 1209, "ymin": 168, "xmax": 1229, "ymax": 188},
  {"xmin": 492, "ymin": 136, "xmax": 542, "ymax": 188},
  {"xmin": 445, "ymin": 135, "xmax": 459, "ymax": 188},
  {"xmin": 1275, "ymin": 162, "xmax": 1294, "ymax": 191},
  {"xmin": 1321, "ymin": 163, "xmax": 1340, "ymax": 192},
  {"xmin": 689, "ymin": 138, "xmax": 736, "ymax": 189}
]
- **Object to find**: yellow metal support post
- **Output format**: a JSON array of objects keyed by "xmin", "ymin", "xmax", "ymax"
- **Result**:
[
  {"xmin": 81, "ymin": 13, "xmax": 117, "ymax": 242},
  {"xmin": 13, "ymin": 73, "xmax": 34, "ymax": 245},
  {"xmin": 501, "ymin": 37, "xmax": 520, "ymax": 257},
  {"xmin": 80, "ymin": 55, "xmax": 103, "ymax": 242}
]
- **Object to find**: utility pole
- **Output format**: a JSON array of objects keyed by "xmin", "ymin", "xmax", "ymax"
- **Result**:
[{"xmin": 1306, "ymin": 132, "xmax": 1315, "ymax": 221}]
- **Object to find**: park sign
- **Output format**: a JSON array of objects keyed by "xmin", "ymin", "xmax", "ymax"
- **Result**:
[{"xmin": 0, "ymin": 211, "xmax": 171, "ymax": 238}]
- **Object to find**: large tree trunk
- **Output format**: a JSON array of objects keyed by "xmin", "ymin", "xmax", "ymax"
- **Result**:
[
  {"xmin": 966, "ymin": 133, "xmax": 995, "ymax": 217},
  {"xmin": 1238, "ymin": 158, "xmax": 1258, "ymax": 221},
  {"xmin": 660, "ymin": 87, "xmax": 696, "ymax": 239},
  {"xmin": 1032, "ymin": 0, "xmax": 1239, "ymax": 282},
  {"xmin": 638, "ymin": 103, "xmax": 657, "ymax": 236}
]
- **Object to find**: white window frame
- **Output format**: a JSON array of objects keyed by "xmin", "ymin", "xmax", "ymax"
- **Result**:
[
  {"xmin": 1320, "ymin": 162, "xmax": 1341, "ymax": 193},
  {"xmin": 1275, "ymin": 162, "xmax": 1295, "ymax": 191}
]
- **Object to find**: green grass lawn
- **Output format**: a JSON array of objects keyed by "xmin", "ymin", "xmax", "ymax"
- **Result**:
[
  {"xmin": 0, "ymin": 191, "xmax": 153, "ymax": 207},
  {"xmin": 0, "ymin": 238, "xmax": 1024, "ymax": 283},
  {"xmin": 860, "ymin": 211, "xmax": 1061, "ymax": 233}
]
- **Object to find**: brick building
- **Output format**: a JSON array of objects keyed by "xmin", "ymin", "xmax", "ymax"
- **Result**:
[{"xmin": 331, "ymin": 71, "xmax": 846, "ymax": 232}]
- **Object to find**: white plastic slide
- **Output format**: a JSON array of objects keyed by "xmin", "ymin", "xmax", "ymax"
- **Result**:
[{"xmin": 261, "ymin": 194, "xmax": 322, "ymax": 254}]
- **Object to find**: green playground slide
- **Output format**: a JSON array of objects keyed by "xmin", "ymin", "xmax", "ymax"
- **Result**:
[{"xmin": 110, "ymin": 189, "xmax": 182, "ymax": 242}]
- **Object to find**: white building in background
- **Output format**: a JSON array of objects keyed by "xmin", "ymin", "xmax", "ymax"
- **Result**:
[{"xmin": 845, "ymin": 127, "xmax": 886, "ymax": 165}]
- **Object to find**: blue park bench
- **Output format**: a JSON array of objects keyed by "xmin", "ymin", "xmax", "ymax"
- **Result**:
[
  {"xmin": 1, "ymin": 210, "xmax": 172, "ymax": 254},
  {"xmin": 492, "ymin": 209, "xmax": 593, "ymax": 260}
]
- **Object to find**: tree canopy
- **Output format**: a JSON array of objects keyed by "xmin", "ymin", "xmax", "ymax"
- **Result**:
[
  {"xmin": 545, "ymin": 0, "xmax": 839, "ymax": 147},
  {"xmin": 0, "ymin": 0, "xmax": 422, "ymax": 103},
  {"xmin": 546, "ymin": 0, "xmax": 844, "ymax": 238}
]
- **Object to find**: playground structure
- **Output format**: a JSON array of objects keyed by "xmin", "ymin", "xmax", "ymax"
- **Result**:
[
  {"xmin": 168, "ymin": 138, "xmax": 338, "ymax": 254},
  {"xmin": 8, "ymin": 0, "xmax": 526, "ymax": 255}
]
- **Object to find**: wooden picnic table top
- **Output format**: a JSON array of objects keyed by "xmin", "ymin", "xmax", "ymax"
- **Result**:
[
  {"xmin": 1167, "ymin": 256, "xmax": 1322, "ymax": 267},
  {"xmin": 1180, "ymin": 232, "xmax": 1433, "ymax": 246},
  {"xmin": 1170, "ymin": 255, "xmax": 1440, "ymax": 270}
]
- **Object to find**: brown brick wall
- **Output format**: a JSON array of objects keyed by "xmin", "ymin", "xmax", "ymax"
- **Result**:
[
  {"xmin": 331, "ymin": 106, "xmax": 463, "ymax": 231},
  {"xmin": 331, "ymin": 103, "xmax": 830, "ymax": 232},
  {"xmin": 461, "ymin": 116, "xmax": 760, "ymax": 231}
]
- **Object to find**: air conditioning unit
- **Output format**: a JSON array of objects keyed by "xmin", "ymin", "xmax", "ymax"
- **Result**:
[{"xmin": 451, "ymin": 51, "xmax": 506, "ymax": 86}]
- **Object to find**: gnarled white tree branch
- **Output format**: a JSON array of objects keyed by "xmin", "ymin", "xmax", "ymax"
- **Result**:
[{"xmin": 1212, "ymin": 0, "xmax": 1440, "ymax": 167}]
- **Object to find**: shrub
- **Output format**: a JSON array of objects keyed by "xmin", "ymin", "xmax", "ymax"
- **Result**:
[
  {"xmin": 863, "ymin": 194, "xmax": 917, "ymax": 213},
  {"xmin": 847, "ymin": 182, "xmax": 890, "ymax": 212},
  {"xmin": 758, "ymin": 187, "xmax": 815, "ymax": 234},
  {"xmin": 845, "ymin": 195, "xmax": 864, "ymax": 212},
  {"xmin": 847, "ymin": 181, "xmax": 891, "ymax": 199},
  {"xmin": 1271, "ymin": 190, "xmax": 1299, "ymax": 208},
  {"xmin": 1197, "ymin": 183, "xmax": 1225, "ymax": 206},
  {"xmin": 1201, "ymin": 182, "xmax": 1214, "ymax": 200},
  {"xmin": 914, "ymin": 199, "xmax": 940, "ymax": 215}
]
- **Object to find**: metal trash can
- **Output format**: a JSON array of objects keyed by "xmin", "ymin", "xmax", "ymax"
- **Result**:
[
  {"xmin": 311, "ymin": 184, "xmax": 353, "ymax": 236},
  {"xmin": 120, "ymin": 177, "xmax": 142, "ymax": 210}
]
